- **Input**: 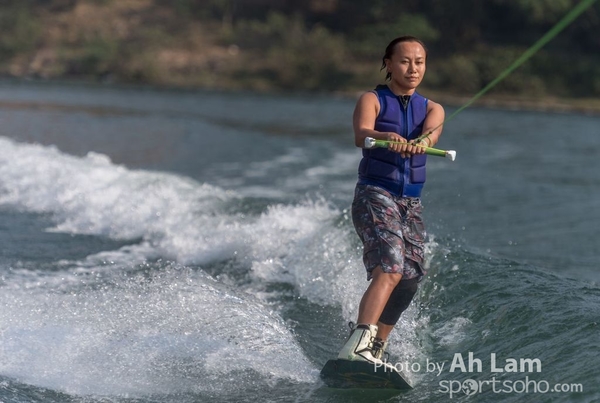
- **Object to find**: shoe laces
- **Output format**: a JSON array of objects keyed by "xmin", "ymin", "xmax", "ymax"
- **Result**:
[{"xmin": 372, "ymin": 338, "xmax": 390, "ymax": 361}]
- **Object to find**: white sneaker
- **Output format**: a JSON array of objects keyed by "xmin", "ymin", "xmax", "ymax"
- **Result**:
[{"xmin": 337, "ymin": 323, "xmax": 394, "ymax": 371}]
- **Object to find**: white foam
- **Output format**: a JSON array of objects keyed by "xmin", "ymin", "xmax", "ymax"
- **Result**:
[
  {"xmin": 0, "ymin": 137, "xmax": 249, "ymax": 266},
  {"xmin": 0, "ymin": 137, "xmax": 437, "ymax": 392},
  {"xmin": 0, "ymin": 137, "xmax": 365, "ymax": 309},
  {"xmin": 433, "ymin": 317, "xmax": 472, "ymax": 347},
  {"xmin": 0, "ymin": 265, "xmax": 317, "ymax": 396},
  {"xmin": 0, "ymin": 138, "xmax": 334, "ymax": 394}
]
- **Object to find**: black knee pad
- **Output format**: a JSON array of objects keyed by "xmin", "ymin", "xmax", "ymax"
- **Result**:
[{"xmin": 378, "ymin": 277, "xmax": 419, "ymax": 326}]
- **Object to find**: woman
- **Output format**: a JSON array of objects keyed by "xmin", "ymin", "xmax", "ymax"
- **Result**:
[{"xmin": 337, "ymin": 36, "xmax": 445, "ymax": 366}]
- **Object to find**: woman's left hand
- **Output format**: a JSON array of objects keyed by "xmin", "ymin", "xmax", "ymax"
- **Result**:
[{"xmin": 398, "ymin": 139, "xmax": 428, "ymax": 158}]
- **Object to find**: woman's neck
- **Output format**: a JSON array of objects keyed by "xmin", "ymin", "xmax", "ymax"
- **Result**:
[{"xmin": 387, "ymin": 82, "xmax": 416, "ymax": 96}]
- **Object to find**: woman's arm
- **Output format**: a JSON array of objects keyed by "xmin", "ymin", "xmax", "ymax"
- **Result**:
[
  {"xmin": 353, "ymin": 92, "xmax": 407, "ymax": 151},
  {"xmin": 419, "ymin": 100, "xmax": 445, "ymax": 148},
  {"xmin": 353, "ymin": 92, "xmax": 380, "ymax": 147}
]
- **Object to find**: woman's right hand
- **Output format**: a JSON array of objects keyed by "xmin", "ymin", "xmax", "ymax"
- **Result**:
[{"xmin": 386, "ymin": 132, "xmax": 406, "ymax": 153}]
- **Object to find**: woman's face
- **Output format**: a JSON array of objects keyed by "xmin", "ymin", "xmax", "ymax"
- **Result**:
[{"xmin": 385, "ymin": 41, "xmax": 427, "ymax": 93}]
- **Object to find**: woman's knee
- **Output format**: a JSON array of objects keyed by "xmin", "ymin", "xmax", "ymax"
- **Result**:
[{"xmin": 371, "ymin": 266, "xmax": 402, "ymax": 288}]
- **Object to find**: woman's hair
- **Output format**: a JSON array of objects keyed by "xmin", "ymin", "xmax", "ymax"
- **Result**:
[{"xmin": 380, "ymin": 36, "xmax": 428, "ymax": 81}]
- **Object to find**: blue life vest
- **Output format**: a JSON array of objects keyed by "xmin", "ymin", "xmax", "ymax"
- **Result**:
[{"xmin": 358, "ymin": 85, "xmax": 428, "ymax": 197}]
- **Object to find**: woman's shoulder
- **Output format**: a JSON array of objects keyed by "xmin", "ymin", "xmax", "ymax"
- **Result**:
[
  {"xmin": 356, "ymin": 90, "xmax": 380, "ymax": 105},
  {"xmin": 354, "ymin": 90, "xmax": 381, "ymax": 116},
  {"xmin": 426, "ymin": 99, "xmax": 444, "ymax": 112}
]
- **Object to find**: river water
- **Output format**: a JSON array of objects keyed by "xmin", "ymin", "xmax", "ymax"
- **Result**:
[{"xmin": 0, "ymin": 81, "xmax": 598, "ymax": 402}]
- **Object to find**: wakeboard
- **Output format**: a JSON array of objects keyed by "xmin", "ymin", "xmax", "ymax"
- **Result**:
[{"xmin": 320, "ymin": 359, "xmax": 412, "ymax": 389}]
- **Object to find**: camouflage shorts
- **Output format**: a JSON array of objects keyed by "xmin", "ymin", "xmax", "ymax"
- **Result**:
[{"xmin": 351, "ymin": 184, "xmax": 426, "ymax": 281}]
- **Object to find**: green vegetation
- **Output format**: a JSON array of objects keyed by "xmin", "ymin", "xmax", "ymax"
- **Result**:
[{"xmin": 0, "ymin": 0, "xmax": 598, "ymax": 103}]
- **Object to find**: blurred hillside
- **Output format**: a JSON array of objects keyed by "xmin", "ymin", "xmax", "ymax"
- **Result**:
[{"xmin": 1, "ymin": 0, "xmax": 599, "ymax": 102}]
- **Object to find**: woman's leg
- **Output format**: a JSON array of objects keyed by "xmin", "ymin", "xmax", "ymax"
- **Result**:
[
  {"xmin": 357, "ymin": 267, "xmax": 402, "ymax": 325},
  {"xmin": 337, "ymin": 267, "xmax": 401, "ymax": 363}
]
